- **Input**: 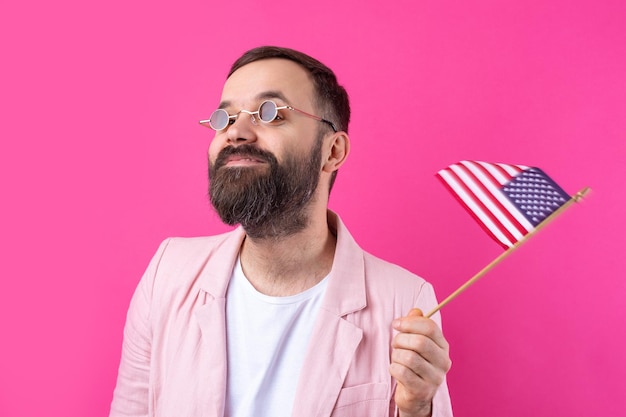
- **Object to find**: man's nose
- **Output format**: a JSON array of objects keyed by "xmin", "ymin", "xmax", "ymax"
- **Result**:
[{"xmin": 226, "ymin": 111, "xmax": 258, "ymax": 145}]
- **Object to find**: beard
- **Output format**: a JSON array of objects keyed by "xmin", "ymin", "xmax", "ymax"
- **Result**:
[{"xmin": 208, "ymin": 140, "xmax": 323, "ymax": 239}]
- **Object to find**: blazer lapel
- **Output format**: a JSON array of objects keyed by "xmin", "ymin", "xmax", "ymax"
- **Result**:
[
  {"xmin": 292, "ymin": 309, "xmax": 363, "ymax": 417},
  {"xmin": 194, "ymin": 227, "xmax": 246, "ymax": 417},
  {"xmin": 195, "ymin": 299, "xmax": 228, "ymax": 417},
  {"xmin": 291, "ymin": 211, "xmax": 368, "ymax": 417}
]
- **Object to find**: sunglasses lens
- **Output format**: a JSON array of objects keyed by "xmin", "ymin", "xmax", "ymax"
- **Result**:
[
  {"xmin": 258, "ymin": 101, "xmax": 278, "ymax": 122},
  {"xmin": 209, "ymin": 109, "xmax": 229, "ymax": 130}
]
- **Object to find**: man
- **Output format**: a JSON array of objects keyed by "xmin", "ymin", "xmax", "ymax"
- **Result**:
[{"xmin": 110, "ymin": 46, "xmax": 453, "ymax": 417}]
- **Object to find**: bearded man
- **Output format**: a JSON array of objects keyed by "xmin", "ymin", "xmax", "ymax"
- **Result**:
[{"xmin": 110, "ymin": 46, "xmax": 453, "ymax": 417}]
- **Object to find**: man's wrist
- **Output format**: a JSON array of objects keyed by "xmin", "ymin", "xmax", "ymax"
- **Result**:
[{"xmin": 398, "ymin": 401, "xmax": 432, "ymax": 417}]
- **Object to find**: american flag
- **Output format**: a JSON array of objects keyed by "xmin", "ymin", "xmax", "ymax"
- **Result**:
[{"xmin": 437, "ymin": 161, "xmax": 571, "ymax": 249}]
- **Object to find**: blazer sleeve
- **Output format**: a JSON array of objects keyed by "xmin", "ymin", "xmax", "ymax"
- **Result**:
[
  {"xmin": 109, "ymin": 239, "xmax": 170, "ymax": 417},
  {"xmin": 393, "ymin": 281, "xmax": 454, "ymax": 417},
  {"xmin": 418, "ymin": 282, "xmax": 454, "ymax": 417}
]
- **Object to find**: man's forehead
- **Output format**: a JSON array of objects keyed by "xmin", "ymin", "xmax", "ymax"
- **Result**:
[{"xmin": 220, "ymin": 58, "xmax": 315, "ymax": 107}]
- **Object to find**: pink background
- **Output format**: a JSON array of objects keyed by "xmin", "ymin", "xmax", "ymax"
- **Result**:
[{"xmin": 1, "ymin": 0, "xmax": 625, "ymax": 415}]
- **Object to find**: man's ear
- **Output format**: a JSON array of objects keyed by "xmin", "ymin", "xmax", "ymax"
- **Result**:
[{"xmin": 322, "ymin": 132, "xmax": 350, "ymax": 173}]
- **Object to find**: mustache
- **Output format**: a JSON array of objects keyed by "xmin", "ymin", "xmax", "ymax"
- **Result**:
[{"xmin": 213, "ymin": 145, "xmax": 278, "ymax": 170}]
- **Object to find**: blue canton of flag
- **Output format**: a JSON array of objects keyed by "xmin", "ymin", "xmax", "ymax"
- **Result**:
[{"xmin": 502, "ymin": 168, "xmax": 570, "ymax": 227}]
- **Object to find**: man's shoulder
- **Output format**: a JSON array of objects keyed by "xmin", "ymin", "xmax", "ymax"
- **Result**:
[
  {"xmin": 361, "ymin": 250, "xmax": 428, "ymax": 288},
  {"xmin": 150, "ymin": 229, "xmax": 242, "ymax": 280},
  {"xmin": 342, "ymin": 248, "xmax": 438, "ymax": 325},
  {"xmin": 158, "ymin": 228, "xmax": 243, "ymax": 257},
  {"xmin": 141, "ymin": 228, "xmax": 244, "ymax": 299}
]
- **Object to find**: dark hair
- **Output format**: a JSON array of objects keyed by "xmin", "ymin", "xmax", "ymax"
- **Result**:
[{"xmin": 228, "ymin": 46, "xmax": 351, "ymax": 134}]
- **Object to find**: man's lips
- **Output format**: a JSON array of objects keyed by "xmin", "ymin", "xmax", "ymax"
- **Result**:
[
  {"xmin": 223, "ymin": 154, "xmax": 268, "ymax": 167},
  {"xmin": 213, "ymin": 145, "xmax": 275, "ymax": 171}
]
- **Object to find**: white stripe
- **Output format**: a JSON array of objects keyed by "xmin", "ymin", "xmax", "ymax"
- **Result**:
[
  {"xmin": 439, "ymin": 169, "xmax": 514, "ymax": 247},
  {"xmin": 460, "ymin": 161, "xmax": 534, "ymax": 233},
  {"xmin": 496, "ymin": 162, "xmax": 529, "ymax": 176},
  {"xmin": 472, "ymin": 161, "xmax": 511, "ymax": 184},
  {"xmin": 450, "ymin": 164, "xmax": 526, "ymax": 241}
]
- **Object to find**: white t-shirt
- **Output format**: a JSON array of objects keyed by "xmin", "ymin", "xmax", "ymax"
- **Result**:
[{"xmin": 224, "ymin": 257, "xmax": 329, "ymax": 417}]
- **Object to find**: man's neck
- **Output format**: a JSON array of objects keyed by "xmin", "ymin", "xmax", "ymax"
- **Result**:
[{"xmin": 239, "ymin": 213, "xmax": 336, "ymax": 297}]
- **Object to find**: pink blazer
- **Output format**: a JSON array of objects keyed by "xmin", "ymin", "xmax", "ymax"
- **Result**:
[{"xmin": 110, "ymin": 212, "xmax": 453, "ymax": 417}]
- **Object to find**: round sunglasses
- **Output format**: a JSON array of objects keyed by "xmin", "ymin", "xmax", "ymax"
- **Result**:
[{"xmin": 199, "ymin": 100, "xmax": 337, "ymax": 132}]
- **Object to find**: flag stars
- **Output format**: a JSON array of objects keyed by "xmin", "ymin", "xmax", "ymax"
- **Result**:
[{"xmin": 503, "ymin": 168, "xmax": 571, "ymax": 227}]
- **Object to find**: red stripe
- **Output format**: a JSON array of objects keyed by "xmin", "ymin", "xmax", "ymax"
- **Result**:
[
  {"xmin": 489, "ymin": 162, "xmax": 523, "ymax": 182},
  {"xmin": 464, "ymin": 162, "xmax": 530, "ymax": 235},
  {"xmin": 438, "ymin": 168, "xmax": 516, "ymax": 249}
]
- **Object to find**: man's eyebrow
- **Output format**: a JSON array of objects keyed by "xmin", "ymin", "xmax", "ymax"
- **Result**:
[
  {"xmin": 217, "ymin": 100, "xmax": 232, "ymax": 109},
  {"xmin": 217, "ymin": 91, "xmax": 291, "ymax": 110},
  {"xmin": 256, "ymin": 91, "xmax": 289, "ymax": 103}
]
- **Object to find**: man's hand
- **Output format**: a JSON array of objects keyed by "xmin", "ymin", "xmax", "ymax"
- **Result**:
[{"xmin": 390, "ymin": 308, "xmax": 452, "ymax": 417}]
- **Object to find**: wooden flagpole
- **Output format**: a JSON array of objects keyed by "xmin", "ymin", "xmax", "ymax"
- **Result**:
[{"xmin": 425, "ymin": 186, "xmax": 591, "ymax": 318}]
